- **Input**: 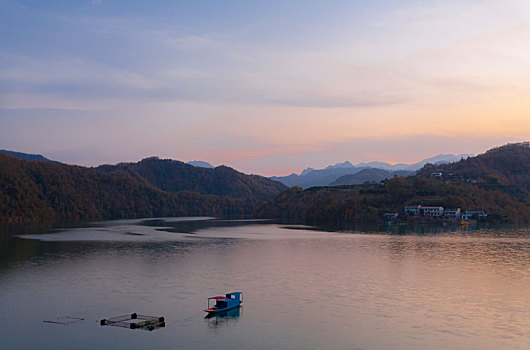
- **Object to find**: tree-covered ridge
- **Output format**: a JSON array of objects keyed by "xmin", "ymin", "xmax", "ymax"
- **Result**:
[
  {"xmin": 0, "ymin": 154, "xmax": 259, "ymax": 223},
  {"xmin": 254, "ymin": 177, "xmax": 530, "ymax": 224},
  {"xmin": 97, "ymin": 157, "xmax": 286, "ymax": 202},
  {"xmin": 417, "ymin": 142, "xmax": 530, "ymax": 204},
  {"xmin": 255, "ymin": 143, "xmax": 530, "ymax": 224}
]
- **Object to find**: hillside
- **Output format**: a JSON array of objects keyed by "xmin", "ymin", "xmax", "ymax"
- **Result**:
[
  {"xmin": 417, "ymin": 142, "xmax": 530, "ymax": 204},
  {"xmin": 97, "ymin": 157, "xmax": 286, "ymax": 202},
  {"xmin": 0, "ymin": 154, "xmax": 281, "ymax": 223},
  {"xmin": 254, "ymin": 177, "xmax": 530, "ymax": 224},
  {"xmin": 330, "ymin": 168, "xmax": 409, "ymax": 186},
  {"xmin": 255, "ymin": 143, "xmax": 530, "ymax": 224}
]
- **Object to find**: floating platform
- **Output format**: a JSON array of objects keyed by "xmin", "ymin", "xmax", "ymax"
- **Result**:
[
  {"xmin": 100, "ymin": 313, "xmax": 165, "ymax": 331},
  {"xmin": 44, "ymin": 316, "xmax": 85, "ymax": 325}
]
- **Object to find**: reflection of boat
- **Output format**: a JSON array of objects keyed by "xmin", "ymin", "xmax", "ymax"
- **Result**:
[
  {"xmin": 204, "ymin": 292, "xmax": 243, "ymax": 315},
  {"xmin": 205, "ymin": 306, "xmax": 241, "ymax": 321},
  {"xmin": 205, "ymin": 307, "xmax": 241, "ymax": 328}
]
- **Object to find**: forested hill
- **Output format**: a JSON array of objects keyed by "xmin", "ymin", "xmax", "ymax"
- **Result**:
[
  {"xmin": 97, "ymin": 157, "xmax": 286, "ymax": 202},
  {"xmin": 417, "ymin": 142, "xmax": 530, "ymax": 204},
  {"xmin": 0, "ymin": 154, "xmax": 284, "ymax": 223},
  {"xmin": 254, "ymin": 143, "xmax": 530, "ymax": 224},
  {"xmin": 254, "ymin": 177, "xmax": 530, "ymax": 224}
]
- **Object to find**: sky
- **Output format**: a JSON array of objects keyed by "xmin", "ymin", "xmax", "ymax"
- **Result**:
[{"xmin": 1, "ymin": 0, "xmax": 529, "ymax": 176}]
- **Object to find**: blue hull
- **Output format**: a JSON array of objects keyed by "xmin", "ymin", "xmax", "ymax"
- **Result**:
[{"xmin": 205, "ymin": 303, "xmax": 241, "ymax": 315}]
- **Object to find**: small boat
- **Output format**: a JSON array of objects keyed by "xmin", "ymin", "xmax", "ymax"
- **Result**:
[{"xmin": 204, "ymin": 292, "xmax": 243, "ymax": 315}]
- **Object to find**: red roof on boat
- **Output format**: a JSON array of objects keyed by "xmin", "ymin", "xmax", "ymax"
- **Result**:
[{"xmin": 208, "ymin": 296, "xmax": 227, "ymax": 300}]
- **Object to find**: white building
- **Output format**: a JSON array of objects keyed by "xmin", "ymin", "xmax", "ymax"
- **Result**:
[
  {"xmin": 404, "ymin": 205, "xmax": 421, "ymax": 215},
  {"xmin": 444, "ymin": 208, "xmax": 461, "ymax": 219},
  {"xmin": 420, "ymin": 206, "xmax": 444, "ymax": 217},
  {"xmin": 462, "ymin": 210, "xmax": 486, "ymax": 220}
]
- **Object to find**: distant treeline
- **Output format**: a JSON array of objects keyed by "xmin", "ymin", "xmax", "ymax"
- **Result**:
[
  {"xmin": 0, "ymin": 155, "xmax": 286, "ymax": 223},
  {"xmin": 255, "ymin": 143, "xmax": 530, "ymax": 224},
  {"xmin": 254, "ymin": 178, "xmax": 529, "ymax": 224},
  {"xmin": 2, "ymin": 143, "xmax": 528, "ymax": 224}
]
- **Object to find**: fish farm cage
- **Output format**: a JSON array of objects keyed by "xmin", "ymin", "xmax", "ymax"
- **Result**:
[{"xmin": 100, "ymin": 313, "xmax": 165, "ymax": 331}]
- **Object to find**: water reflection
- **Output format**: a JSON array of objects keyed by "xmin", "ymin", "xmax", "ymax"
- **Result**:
[
  {"xmin": 205, "ymin": 307, "xmax": 242, "ymax": 328},
  {"xmin": 0, "ymin": 219, "xmax": 529, "ymax": 349},
  {"xmin": 308, "ymin": 220, "xmax": 529, "ymax": 237}
]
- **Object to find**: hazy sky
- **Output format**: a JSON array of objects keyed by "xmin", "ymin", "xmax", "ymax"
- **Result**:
[{"xmin": 1, "ymin": 0, "xmax": 529, "ymax": 175}]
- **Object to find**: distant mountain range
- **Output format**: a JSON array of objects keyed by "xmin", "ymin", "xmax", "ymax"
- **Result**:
[
  {"xmin": 354, "ymin": 153, "xmax": 474, "ymax": 171},
  {"xmin": 187, "ymin": 160, "xmax": 214, "ymax": 168},
  {"xmin": 330, "ymin": 168, "xmax": 412, "ymax": 186},
  {"xmin": 1, "ymin": 150, "xmax": 472, "ymax": 189},
  {"xmin": 271, "ymin": 153, "xmax": 473, "ymax": 189},
  {"xmin": 0, "ymin": 150, "xmax": 55, "ymax": 162}
]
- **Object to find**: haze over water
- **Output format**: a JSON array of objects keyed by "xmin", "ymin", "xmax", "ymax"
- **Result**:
[{"xmin": 1, "ymin": 218, "xmax": 529, "ymax": 349}]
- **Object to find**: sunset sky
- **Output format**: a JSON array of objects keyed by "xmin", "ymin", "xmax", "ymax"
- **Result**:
[{"xmin": 1, "ymin": 0, "xmax": 529, "ymax": 176}]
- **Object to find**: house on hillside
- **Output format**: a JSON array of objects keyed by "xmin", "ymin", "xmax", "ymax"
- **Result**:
[
  {"xmin": 404, "ymin": 205, "xmax": 421, "ymax": 216},
  {"xmin": 404, "ymin": 205, "xmax": 444, "ymax": 217},
  {"xmin": 420, "ymin": 206, "xmax": 444, "ymax": 217},
  {"xmin": 443, "ymin": 208, "xmax": 461, "ymax": 220},
  {"xmin": 462, "ymin": 210, "xmax": 486, "ymax": 220}
]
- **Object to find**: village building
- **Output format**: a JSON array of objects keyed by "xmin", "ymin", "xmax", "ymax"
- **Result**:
[
  {"xmin": 443, "ymin": 208, "xmax": 461, "ymax": 219},
  {"xmin": 404, "ymin": 206, "xmax": 487, "ymax": 220},
  {"xmin": 404, "ymin": 205, "xmax": 421, "ymax": 215},
  {"xmin": 462, "ymin": 210, "xmax": 487, "ymax": 220},
  {"xmin": 404, "ymin": 205, "xmax": 444, "ymax": 217},
  {"xmin": 420, "ymin": 206, "xmax": 444, "ymax": 217}
]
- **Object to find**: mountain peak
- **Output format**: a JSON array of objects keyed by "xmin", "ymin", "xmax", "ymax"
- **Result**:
[
  {"xmin": 272, "ymin": 153, "xmax": 476, "ymax": 188},
  {"xmin": 325, "ymin": 161, "xmax": 354, "ymax": 170},
  {"xmin": 421, "ymin": 153, "xmax": 474, "ymax": 165},
  {"xmin": 187, "ymin": 160, "xmax": 214, "ymax": 168},
  {"xmin": 300, "ymin": 167, "xmax": 315, "ymax": 176}
]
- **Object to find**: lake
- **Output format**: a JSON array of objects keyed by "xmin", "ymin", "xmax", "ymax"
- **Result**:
[{"xmin": 1, "ymin": 218, "xmax": 529, "ymax": 349}]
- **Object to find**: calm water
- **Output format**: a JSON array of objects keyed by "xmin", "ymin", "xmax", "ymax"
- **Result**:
[{"xmin": 1, "ymin": 218, "xmax": 529, "ymax": 349}]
